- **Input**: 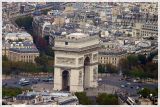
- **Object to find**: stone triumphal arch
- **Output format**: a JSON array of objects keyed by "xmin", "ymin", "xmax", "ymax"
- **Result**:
[{"xmin": 53, "ymin": 33, "xmax": 100, "ymax": 92}]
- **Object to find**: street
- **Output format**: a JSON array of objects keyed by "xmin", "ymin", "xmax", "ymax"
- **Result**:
[
  {"xmin": 85, "ymin": 74, "xmax": 157, "ymax": 97},
  {"xmin": 3, "ymin": 73, "xmax": 157, "ymax": 97},
  {"xmin": 2, "ymin": 75, "xmax": 54, "ymax": 90}
]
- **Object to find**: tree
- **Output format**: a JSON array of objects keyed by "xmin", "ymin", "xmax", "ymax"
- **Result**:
[
  {"xmin": 138, "ymin": 54, "xmax": 147, "ymax": 65},
  {"xmin": 35, "ymin": 53, "xmax": 48, "ymax": 66},
  {"xmin": 2, "ymin": 87, "xmax": 22, "ymax": 97},
  {"xmin": 129, "ymin": 66, "xmax": 145, "ymax": 79},
  {"xmin": 119, "ymin": 54, "xmax": 158, "ymax": 79},
  {"xmin": 147, "ymin": 51, "xmax": 158, "ymax": 62},
  {"xmin": 106, "ymin": 64, "xmax": 118, "ymax": 73},
  {"xmin": 2, "ymin": 87, "xmax": 32, "ymax": 98},
  {"xmin": 2, "ymin": 60, "xmax": 41, "ymax": 75},
  {"xmin": 45, "ymin": 46, "xmax": 54, "ymax": 57},
  {"xmin": 37, "ymin": 37, "xmax": 47, "ymax": 50},
  {"xmin": 98, "ymin": 64, "xmax": 105, "ymax": 73},
  {"xmin": 75, "ymin": 92, "xmax": 92, "ymax": 105},
  {"xmin": 138, "ymin": 88, "xmax": 151, "ymax": 98},
  {"xmin": 96, "ymin": 93, "xmax": 118, "ymax": 105},
  {"xmin": 119, "ymin": 58, "xmax": 130, "ymax": 76},
  {"xmin": 2, "ymin": 55, "xmax": 8, "ymax": 61},
  {"xmin": 127, "ymin": 55, "xmax": 138, "ymax": 68},
  {"xmin": 144, "ymin": 62, "xmax": 158, "ymax": 79},
  {"xmin": 15, "ymin": 16, "xmax": 33, "ymax": 30}
]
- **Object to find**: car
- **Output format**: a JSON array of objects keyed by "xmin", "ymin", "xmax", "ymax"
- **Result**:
[
  {"xmin": 34, "ymin": 78, "xmax": 40, "ymax": 81},
  {"xmin": 20, "ymin": 82, "xmax": 30, "ymax": 86},
  {"xmin": 136, "ymin": 86, "xmax": 140, "ymax": 90},
  {"xmin": 43, "ymin": 77, "xmax": 54, "ymax": 82},
  {"xmin": 121, "ymin": 85, "xmax": 125, "ymax": 88},
  {"xmin": 130, "ymin": 86, "xmax": 133, "ymax": 89},
  {"xmin": 98, "ymin": 78, "xmax": 102, "ymax": 81},
  {"xmin": 43, "ymin": 78, "xmax": 49, "ymax": 82},
  {"xmin": 32, "ymin": 80, "xmax": 38, "ymax": 84},
  {"xmin": 127, "ymin": 82, "xmax": 131, "ymax": 85},
  {"xmin": 48, "ymin": 77, "xmax": 53, "ymax": 81},
  {"xmin": 133, "ymin": 80, "xmax": 137, "ymax": 83},
  {"xmin": 19, "ymin": 78, "xmax": 30, "ymax": 86}
]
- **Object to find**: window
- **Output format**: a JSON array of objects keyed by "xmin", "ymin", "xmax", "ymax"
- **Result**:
[{"xmin": 65, "ymin": 42, "xmax": 68, "ymax": 45}]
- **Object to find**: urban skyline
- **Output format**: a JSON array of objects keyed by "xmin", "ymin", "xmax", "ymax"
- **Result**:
[{"xmin": 2, "ymin": 2, "xmax": 158, "ymax": 105}]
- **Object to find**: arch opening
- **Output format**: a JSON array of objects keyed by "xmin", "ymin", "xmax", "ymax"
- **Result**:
[
  {"xmin": 83, "ymin": 57, "xmax": 90, "ymax": 88},
  {"xmin": 62, "ymin": 70, "xmax": 70, "ymax": 91}
]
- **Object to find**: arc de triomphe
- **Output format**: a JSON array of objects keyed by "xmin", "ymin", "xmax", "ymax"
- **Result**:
[{"xmin": 53, "ymin": 33, "xmax": 100, "ymax": 92}]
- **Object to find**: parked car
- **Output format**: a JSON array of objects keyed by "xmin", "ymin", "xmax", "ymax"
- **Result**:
[
  {"xmin": 43, "ymin": 77, "xmax": 53, "ymax": 82},
  {"xmin": 19, "ymin": 78, "xmax": 30, "ymax": 86}
]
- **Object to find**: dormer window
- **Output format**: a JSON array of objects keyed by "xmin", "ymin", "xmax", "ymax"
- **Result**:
[{"xmin": 65, "ymin": 42, "xmax": 68, "ymax": 45}]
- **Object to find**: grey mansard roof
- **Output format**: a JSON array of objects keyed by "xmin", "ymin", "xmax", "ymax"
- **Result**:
[
  {"xmin": 10, "ymin": 47, "xmax": 39, "ymax": 53},
  {"xmin": 99, "ymin": 50, "xmax": 127, "ymax": 56}
]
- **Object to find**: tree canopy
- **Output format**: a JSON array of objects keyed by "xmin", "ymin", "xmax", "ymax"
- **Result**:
[
  {"xmin": 15, "ymin": 16, "xmax": 33, "ymax": 30},
  {"xmin": 75, "ymin": 92, "xmax": 92, "ymax": 105},
  {"xmin": 2, "ymin": 87, "xmax": 32, "ymax": 98},
  {"xmin": 96, "ymin": 93, "xmax": 118, "ymax": 105},
  {"xmin": 119, "ymin": 54, "xmax": 158, "ymax": 79},
  {"xmin": 138, "ymin": 88, "xmax": 158, "ymax": 98},
  {"xmin": 98, "ymin": 64, "xmax": 118, "ymax": 73}
]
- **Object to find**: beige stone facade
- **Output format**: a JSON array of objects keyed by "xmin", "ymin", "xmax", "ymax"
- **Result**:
[
  {"xmin": 132, "ymin": 23, "xmax": 158, "ymax": 38},
  {"xmin": 2, "ymin": 46, "xmax": 9, "ymax": 57},
  {"xmin": 53, "ymin": 33, "xmax": 100, "ymax": 92},
  {"xmin": 98, "ymin": 50, "xmax": 127, "ymax": 67},
  {"xmin": 9, "ymin": 50, "xmax": 39, "ymax": 63}
]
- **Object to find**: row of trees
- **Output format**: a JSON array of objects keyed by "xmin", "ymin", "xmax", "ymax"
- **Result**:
[
  {"xmin": 2, "ymin": 55, "xmax": 54, "ymax": 76},
  {"xmin": 119, "ymin": 53, "xmax": 158, "ymax": 79},
  {"xmin": 6, "ymin": 16, "xmax": 55, "ymax": 75},
  {"xmin": 98, "ymin": 51, "xmax": 158, "ymax": 79},
  {"xmin": 98, "ymin": 64, "xmax": 118, "ymax": 73},
  {"xmin": 2, "ymin": 87, "xmax": 32, "ymax": 98},
  {"xmin": 15, "ymin": 15, "xmax": 55, "ymax": 57}
]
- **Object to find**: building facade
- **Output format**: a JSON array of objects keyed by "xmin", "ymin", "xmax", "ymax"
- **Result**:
[
  {"xmin": 8, "ymin": 42, "xmax": 39, "ymax": 63},
  {"xmin": 98, "ymin": 50, "xmax": 127, "ymax": 67},
  {"xmin": 132, "ymin": 23, "xmax": 158, "ymax": 39},
  {"xmin": 9, "ymin": 48, "xmax": 39, "ymax": 63}
]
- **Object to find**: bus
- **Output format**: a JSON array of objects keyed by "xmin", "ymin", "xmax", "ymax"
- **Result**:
[
  {"xmin": 58, "ymin": 96, "xmax": 79, "ymax": 105},
  {"xmin": 19, "ymin": 78, "xmax": 30, "ymax": 86},
  {"xmin": 126, "ymin": 97, "xmax": 136, "ymax": 105}
]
